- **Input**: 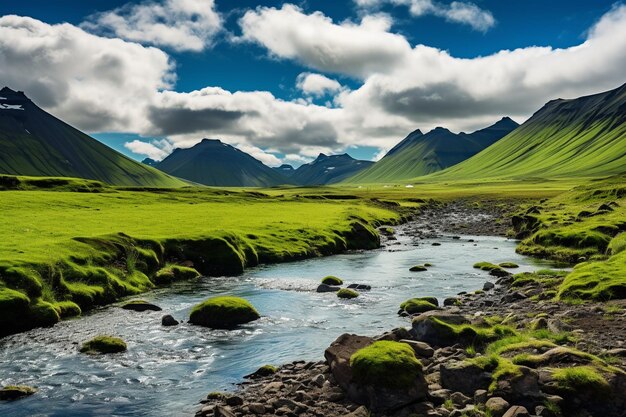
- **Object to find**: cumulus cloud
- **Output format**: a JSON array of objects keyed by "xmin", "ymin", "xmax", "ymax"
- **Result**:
[
  {"xmin": 239, "ymin": 4, "xmax": 411, "ymax": 78},
  {"xmin": 82, "ymin": 0, "xmax": 222, "ymax": 52},
  {"xmin": 124, "ymin": 139, "xmax": 173, "ymax": 160},
  {"xmin": 0, "ymin": 15, "xmax": 173, "ymax": 132},
  {"xmin": 354, "ymin": 0, "xmax": 495, "ymax": 32},
  {"xmin": 236, "ymin": 144, "xmax": 282, "ymax": 166},
  {"xmin": 296, "ymin": 73, "xmax": 343, "ymax": 97}
]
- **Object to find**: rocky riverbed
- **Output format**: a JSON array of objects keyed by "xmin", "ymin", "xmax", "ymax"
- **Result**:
[{"xmin": 195, "ymin": 202, "xmax": 626, "ymax": 417}]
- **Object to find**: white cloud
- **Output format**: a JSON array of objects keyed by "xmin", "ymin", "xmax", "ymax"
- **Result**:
[
  {"xmin": 354, "ymin": 0, "xmax": 495, "ymax": 31},
  {"xmin": 124, "ymin": 139, "xmax": 172, "ymax": 160},
  {"xmin": 0, "ymin": 15, "xmax": 174, "ymax": 132},
  {"xmin": 81, "ymin": 0, "xmax": 222, "ymax": 52},
  {"xmin": 296, "ymin": 73, "xmax": 343, "ymax": 96},
  {"xmin": 239, "ymin": 4, "xmax": 411, "ymax": 78},
  {"xmin": 236, "ymin": 144, "xmax": 282, "ymax": 166}
]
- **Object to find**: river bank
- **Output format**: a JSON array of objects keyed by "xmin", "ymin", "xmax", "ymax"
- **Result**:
[{"xmin": 195, "ymin": 201, "xmax": 626, "ymax": 417}]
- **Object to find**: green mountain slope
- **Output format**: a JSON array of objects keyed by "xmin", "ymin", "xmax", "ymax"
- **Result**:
[
  {"xmin": 154, "ymin": 139, "xmax": 292, "ymax": 187},
  {"xmin": 346, "ymin": 117, "xmax": 518, "ymax": 183},
  {"xmin": 290, "ymin": 153, "xmax": 374, "ymax": 185},
  {"xmin": 0, "ymin": 87, "xmax": 185, "ymax": 187},
  {"xmin": 432, "ymin": 83, "xmax": 626, "ymax": 180}
]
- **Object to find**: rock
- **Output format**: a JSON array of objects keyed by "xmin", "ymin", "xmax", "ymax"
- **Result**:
[
  {"xmin": 0, "ymin": 385, "xmax": 37, "ymax": 401},
  {"xmin": 189, "ymin": 296, "xmax": 260, "ymax": 329},
  {"xmin": 501, "ymin": 292, "xmax": 526, "ymax": 304},
  {"xmin": 490, "ymin": 268, "xmax": 511, "ymax": 278},
  {"xmin": 483, "ymin": 281, "xmax": 495, "ymax": 291},
  {"xmin": 337, "ymin": 288, "xmax": 359, "ymax": 299},
  {"xmin": 324, "ymin": 334, "xmax": 427, "ymax": 412},
  {"xmin": 440, "ymin": 360, "xmax": 491, "ymax": 395},
  {"xmin": 311, "ymin": 373, "xmax": 325, "ymax": 387},
  {"xmin": 399, "ymin": 339, "xmax": 435, "ymax": 358},
  {"xmin": 317, "ymin": 284, "xmax": 341, "ymax": 293},
  {"xmin": 376, "ymin": 327, "xmax": 412, "ymax": 342},
  {"xmin": 79, "ymin": 335, "xmax": 127, "ymax": 354},
  {"xmin": 606, "ymin": 348, "xmax": 626, "ymax": 357},
  {"xmin": 225, "ymin": 395, "xmax": 243, "ymax": 406},
  {"xmin": 214, "ymin": 405, "xmax": 236, "ymax": 417},
  {"xmin": 443, "ymin": 297, "xmax": 460, "ymax": 306},
  {"xmin": 247, "ymin": 403, "xmax": 265, "ymax": 414},
  {"xmin": 529, "ymin": 317, "xmax": 548, "ymax": 330},
  {"xmin": 347, "ymin": 284, "xmax": 372, "ymax": 291},
  {"xmin": 410, "ymin": 311, "xmax": 470, "ymax": 346},
  {"xmin": 321, "ymin": 276, "xmax": 343, "ymax": 285},
  {"xmin": 121, "ymin": 300, "xmax": 162, "ymax": 312},
  {"xmin": 474, "ymin": 389, "xmax": 488, "ymax": 404},
  {"xmin": 493, "ymin": 366, "xmax": 540, "ymax": 405},
  {"xmin": 429, "ymin": 389, "xmax": 452, "ymax": 405},
  {"xmin": 410, "ymin": 265, "xmax": 428, "ymax": 272},
  {"xmin": 502, "ymin": 406, "xmax": 529, "ymax": 417},
  {"xmin": 346, "ymin": 406, "xmax": 370, "ymax": 417},
  {"xmin": 450, "ymin": 391, "xmax": 471, "ymax": 406},
  {"xmin": 486, "ymin": 397, "xmax": 510, "ymax": 417},
  {"xmin": 244, "ymin": 365, "xmax": 278, "ymax": 379},
  {"xmin": 161, "ymin": 314, "xmax": 179, "ymax": 326}
]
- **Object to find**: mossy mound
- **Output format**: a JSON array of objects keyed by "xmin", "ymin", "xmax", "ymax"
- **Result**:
[
  {"xmin": 0, "ymin": 385, "xmax": 37, "ymax": 401},
  {"xmin": 245, "ymin": 364, "xmax": 278, "ymax": 379},
  {"xmin": 79, "ymin": 335, "xmax": 127, "ymax": 354},
  {"xmin": 473, "ymin": 262, "xmax": 501, "ymax": 271},
  {"xmin": 337, "ymin": 288, "xmax": 359, "ymax": 299},
  {"xmin": 321, "ymin": 275, "xmax": 343, "ymax": 285},
  {"xmin": 189, "ymin": 296, "xmax": 260, "ymax": 329},
  {"xmin": 52, "ymin": 301, "xmax": 82, "ymax": 318},
  {"xmin": 409, "ymin": 265, "xmax": 427, "ymax": 272},
  {"xmin": 552, "ymin": 366, "xmax": 611, "ymax": 395},
  {"xmin": 400, "ymin": 298, "xmax": 439, "ymax": 315},
  {"xmin": 558, "ymin": 251, "xmax": 626, "ymax": 301},
  {"xmin": 153, "ymin": 265, "xmax": 200, "ymax": 285},
  {"xmin": 350, "ymin": 341, "xmax": 422, "ymax": 388},
  {"xmin": 499, "ymin": 262, "xmax": 519, "ymax": 268}
]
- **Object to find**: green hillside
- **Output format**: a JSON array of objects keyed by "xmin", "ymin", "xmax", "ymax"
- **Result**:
[
  {"xmin": 346, "ymin": 117, "xmax": 518, "ymax": 183},
  {"xmin": 290, "ymin": 153, "xmax": 374, "ymax": 185},
  {"xmin": 431, "ymin": 83, "xmax": 626, "ymax": 180},
  {"xmin": 154, "ymin": 138, "xmax": 291, "ymax": 187},
  {"xmin": 0, "ymin": 87, "xmax": 185, "ymax": 187}
]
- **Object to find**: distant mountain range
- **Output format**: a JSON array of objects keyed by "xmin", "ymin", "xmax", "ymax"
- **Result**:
[
  {"xmin": 346, "ymin": 117, "xmax": 519, "ymax": 183},
  {"xmin": 0, "ymin": 87, "xmax": 184, "ymax": 187},
  {"xmin": 432, "ymin": 83, "xmax": 626, "ymax": 180},
  {"xmin": 152, "ymin": 139, "xmax": 291, "ymax": 187},
  {"xmin": 289, "ymin": 153, "xmax": 374, "ymax": 185}
]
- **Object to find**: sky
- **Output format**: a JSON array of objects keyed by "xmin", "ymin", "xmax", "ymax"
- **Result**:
[{"xmin": 0, "ymin": 0, "xmax": 624, "ymax": 167}]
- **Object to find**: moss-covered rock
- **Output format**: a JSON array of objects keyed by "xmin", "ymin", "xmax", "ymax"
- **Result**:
[
  {"xmin": 52, "ymin": 301, "xmax": 82, "ymax": 318},
  {"xmin": 0, "ymin": 385, "xmax": 37, "ymax": 401},
  {"xmin": 244, "ymin": 364, "xmax": 278, "ymax": 379},
  {"xmin": 499, "ymin": 262, "xmax": 519, "ymax": 268},
  {"xmin": 79, "ymin": 335, "xmax": 127, "ymax": 354},
  {"xmin": 350, "ymin": 341, "xmax": 422, "ymax": 388},
  {"xmin": 400, "ymin": 298, "xmax": 439, "ymax": 315},
  {"xmin": 189, "ymin": 296, "xmax": 260, "ymax": 329},
  {"xmin": 121, "ymin": 299, "xmax": 162, "ymax": 312},
  {"xmin": 153, "ymin": 265, "xmax": 200, "ymax": 285},
  {"xmin": 337, "ymin": 288, "xmax": 359, "ymax": 299},
  {"xmin": 321, "ymin": 275, "xmax": 343, "ymax": 285},
  {"xmin": 409, "ymin": 265, "xmax": 427, "ymax": 272}
]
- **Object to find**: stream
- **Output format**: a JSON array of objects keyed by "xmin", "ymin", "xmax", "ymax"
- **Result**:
[{"xmin": 0, "ymin": 226, "xmax": 559, "ymax": 417}]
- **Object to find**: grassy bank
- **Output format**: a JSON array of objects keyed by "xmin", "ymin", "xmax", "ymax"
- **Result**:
[{"xmin": 0, "ymin": 178, "xmax": 404, "ymax": 336}]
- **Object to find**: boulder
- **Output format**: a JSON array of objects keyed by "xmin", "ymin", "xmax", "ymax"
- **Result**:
[
  {"xmin": 399, "ymin": 339, "xmax": 435, "ymax": 358},
  {"xmin": 324, "ymin": 334, "xmax": 427, "ymax": 412},
  {"xmin": 502, "ymin": 406, "xmax": 529, "ymax": 417},
  {"xmin": 316, "ymin": 284, "xmax": 341, "ymax": 293},
  {"xmin": 161, "ymin": 315, "xmax": 179, "ymax": 326},
  {"xmin": 337, "ymin": 288, "xmax": 359, "ymax": 299},
  {"xmin": 121, "ymin": 300, "xmax": 162, "ymax": 312},
  {"xmin": 443, "ymin": 297, "xmax": 460, "ymax": 306},
  {"xmin": 410, "ymin": 311, "xmax": 470, "ymax": 346},
  {"xmin": 347, "ymin": 284, "xmax": 372, "ymax": 291},
  {"xmin": 440, "ymin": 360, "xmax": 491, "ymax": 395},
  {"xmin": 0, "ymin": 385, "xmax": 37, "ymax": 401},
  {"xmin": 244, "ymin": 365, "xmax": 277, "ymax": 379},
  {"xmin": 321, "ymin": 276, "xmax": 343, "ymax": 285},
  {"xmin": 189, "ymin": 296, "xmax": 260, "ymax": 329},
  {"xmin": 79, "ymin": 335, "xmax": 127, "ymax": 354},
  {"xmin": 486, "ymin": 397, "xmax": 511, "ymax": 417},
  {"xmin": 483, "ymin": 281, "xmax": 495, "ymax": 291}
]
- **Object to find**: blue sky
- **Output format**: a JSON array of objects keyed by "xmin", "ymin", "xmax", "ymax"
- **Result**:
[{"xmin": 0, "ymin": 0, "xmax": 624, "ymax": 166}]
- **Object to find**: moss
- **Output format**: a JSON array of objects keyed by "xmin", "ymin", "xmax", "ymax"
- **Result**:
[
  {"xmin": 153, "ymin": 265, "xmax": 200, "ymax": 285},
  {"xmin": 206, "ymin": 392, "xmax": 226, "ymax": 400},
  {"xmin": 428, "ymin": 317, "xmax": 517, "ymax": 347},
  {"xmin": 253, "ymin": 365, "xmax": 278, "ymax": 377},
  {"xmin": 552, "ymin": 366, "xmax": 611, "ymax": 394},
  {"xmin": 321, "ymin": 275, "xmax": 343, "ymax": 285},
  {"xmin": 409, "ymin": 265, "xmax": 428, "ymax": 272},
  {"xmin": 80, "ymin": 335, "xmax": 127, "ymax": 354},
  {"xmin": 189, "ymin": 296, "xmax": 260, "ymax": 329},
  {"xmin": 473, "ymin": 262, "xmax": 501, "ymax": 271},
  {"xmin": 337, "ymin": 288, "xmax": 359, "ymax": 299},
  {"xmin": 52, "ymin": 300, "xmax": 82, "ymax": 318},
  {"xmin": 499, "ymin": 262, "xmax": 519, "ymax": 268},
  {"xmin": 400, "ymin": 298, "xmax": 439, "ymax": 314},
  {"xmin": 350, "ymin": 341, "xmax": 422, "ymax": 388},
  {"xmin": 0, "ymin": 385, "xmax": 37, "ymax": 401},
  {"xmin": 558, "ymin": 251, "xmax": 626, "ymax": 301}
]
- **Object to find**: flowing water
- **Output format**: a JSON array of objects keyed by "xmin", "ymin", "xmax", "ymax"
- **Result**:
[{"xmin": 0, "ymin": 228, "xmax": 559, "ymax": 417}]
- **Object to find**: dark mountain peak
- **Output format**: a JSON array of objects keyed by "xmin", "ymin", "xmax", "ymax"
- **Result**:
[
  {"xmin": 142, "ymin": 158, "xmax": 157, "ymax": 166},
  {"xmin": 199, "ymin": 138, "xmax": 222, "ymax": 145},
  {"xmin": 0, "ymin": 87, "xmax": 29, "ymax": 100},
  {"xmin": 277, "ymin": 164, "xmax": 294, "ymax": 169},
  {"xmin": 431, "ymin": 126, "xmax": 451, "ymax": 133},
  {"xmin": 409, "ymin": 128, "xmax": 423, "ymax": 136},
  {"xmin": 316, "ymin": 153, "xmax": 328, "ymax": 160},
  {"xmin": 485, "ymin": 116, "xmax": 519, "ymax": 130}
]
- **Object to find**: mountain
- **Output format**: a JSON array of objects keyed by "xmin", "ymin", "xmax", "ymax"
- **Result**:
[
  {"xmin": 290, "ymin": 153, "xmax": 374, "ymax": 185},
  {"xmin": 346, "ymin": 117, "xmax": 519, "ymax": 183},
  {"xmin": 432, "ymin": 84, "xmax": 626, "ymax": 180},
  {"xmin": 153, "ymin": 139, "xmax": 291, "ymax": 187},
  {"xmin": 273, "ymin": 164, "xmax": 296, "ymax": 177},
  {"xmin": 0, "ymin": 87, "xmax": 184, "ymax": 187},
  {"xmin": 142, "ymin": 158, "xmax": 157, "ymax": 166}
]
